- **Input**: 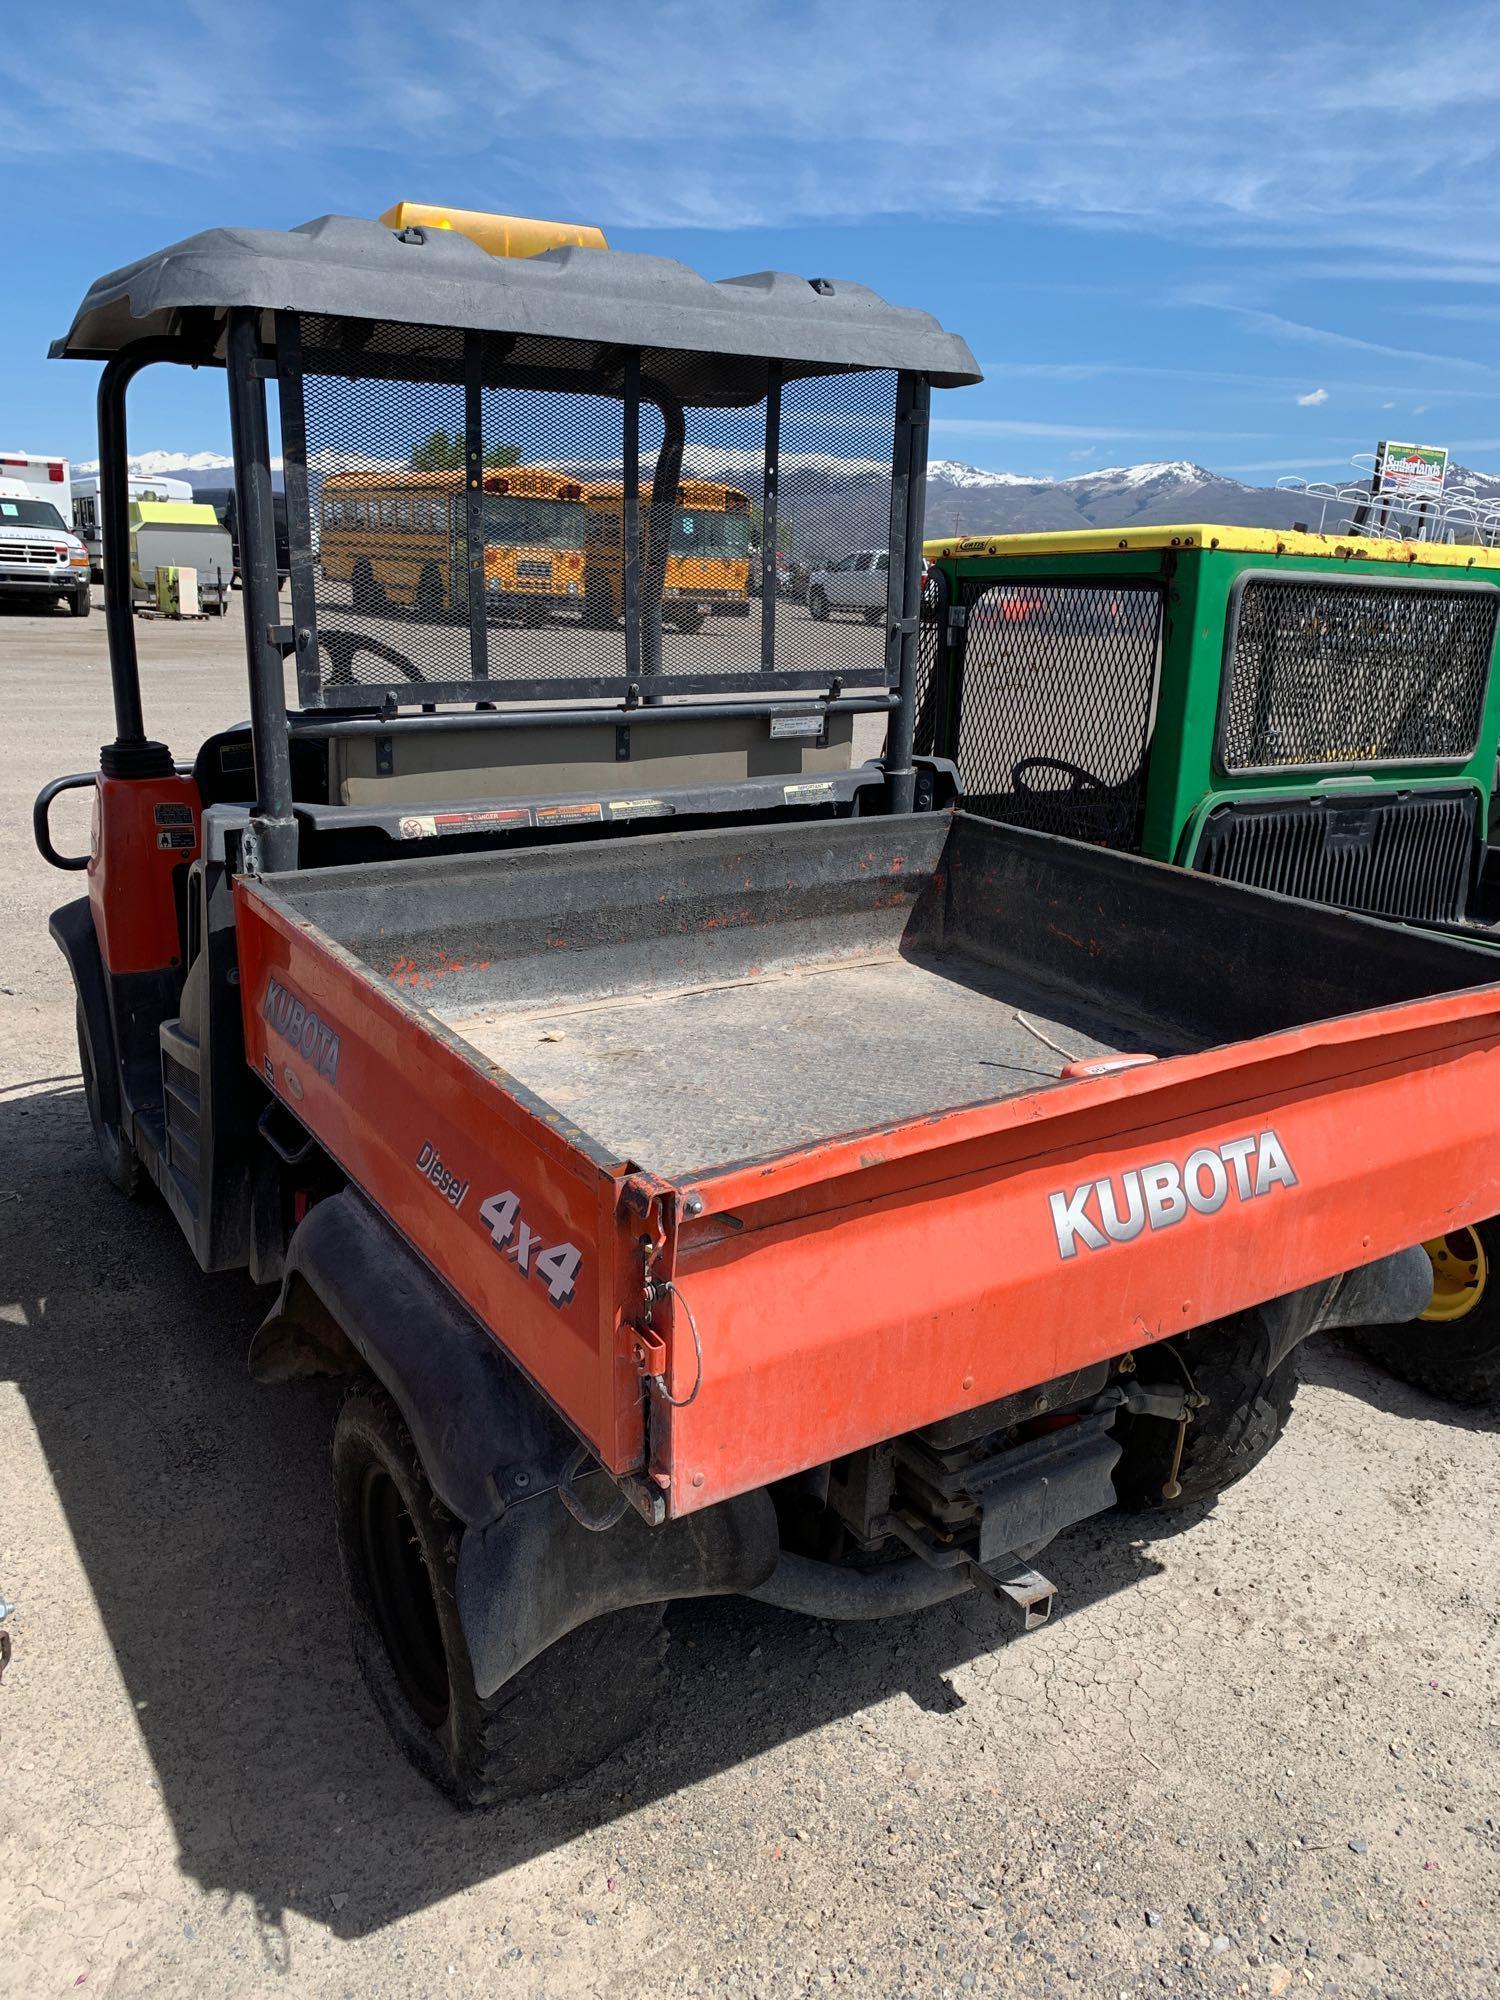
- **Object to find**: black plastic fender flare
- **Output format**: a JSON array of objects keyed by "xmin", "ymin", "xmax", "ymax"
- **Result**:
[
  {"xmin": 48, "ymin": 896, "xmax": 122, "ymax": 1133},
  {"xmin": 252, "ymin": 1190, "xmax": 778, "ymax": 1697}
]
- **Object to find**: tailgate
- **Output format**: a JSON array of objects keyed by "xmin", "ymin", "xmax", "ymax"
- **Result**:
[{"xmin": 654, "ymin": 984, "xmax": 1500, "ymax": 1514}]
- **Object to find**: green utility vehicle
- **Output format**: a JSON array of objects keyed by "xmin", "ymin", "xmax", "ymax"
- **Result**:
[{"xmin": 920, "ymin": 521, "xmax": 1500, "ymax": 1403}]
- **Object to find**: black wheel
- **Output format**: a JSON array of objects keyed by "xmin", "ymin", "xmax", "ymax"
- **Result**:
[
  {"xmin": 1348, "ymin": 1223, "xmax": 1500, "ymax": 1405},
  {"xmin": 672, "ymin": 611, "xmax": 704, "ymax": 635},
  {"xmin": 351, "ymin": 559, "xmax": 382, "ymax": 614},
  {"xmin": 333, "ymin": 1382, "xmax": 667, "ymax": 1807},
  {"xmin": 76, "ymin": 999, "xmax": 141, "ymax": 1199},
  {"xmin": 69, "ymin": 586, "xmax": 92, "ymax": 618},
  {"xmin": 863, "ymin": 605, "xmax": 883, "ymax": 626},
  {"xmin": 808, "ymin": 586, "xmax": 828, "ymax": 621},
  {"xmin": 413, "ymin": 563, "xmax": 443, "ymax": 622},
  {"xmin": 1112, "ymin": 1310, "xmax": 1299, "ymax": 1511}
]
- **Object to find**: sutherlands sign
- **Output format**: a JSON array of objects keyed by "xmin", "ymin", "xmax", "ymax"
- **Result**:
[
  {"xmin": 1048, "ymin": 1128, "xmax": 1298, "ymax": 1260},
  {"xmin": 1375, "ymin": 441, "xmax": 1448, "ymax": 503}
]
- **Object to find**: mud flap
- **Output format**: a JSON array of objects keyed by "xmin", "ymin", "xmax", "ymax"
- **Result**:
[{"xmin": 456, "ymin": 1486, "xmax": 778, "ymax": 1698}]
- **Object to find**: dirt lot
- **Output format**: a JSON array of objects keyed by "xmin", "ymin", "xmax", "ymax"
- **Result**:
[{"xmin": 1, "ymin": 592, "xmax": 1497, "ymax": 1999}]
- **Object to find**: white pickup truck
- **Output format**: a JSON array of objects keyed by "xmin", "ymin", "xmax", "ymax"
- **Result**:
[
  {"xmin": 0, "ymin": 477, "xmax": 92, "ymax": 617},
  {"xmin": 806, "ymin": 547, "xmax": 889, "ymax": 623}
]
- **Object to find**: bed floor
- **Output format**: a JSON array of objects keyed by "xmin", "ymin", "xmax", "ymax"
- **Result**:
[{"xmin": 444, "ymin": 949, "xmax": 1177, "ymax": 1179}]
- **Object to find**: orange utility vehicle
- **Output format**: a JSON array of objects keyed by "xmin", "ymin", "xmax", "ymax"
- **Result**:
[{"xmin": 33, "ymin": 206, "xmax": 1500, "ymax": 1806}]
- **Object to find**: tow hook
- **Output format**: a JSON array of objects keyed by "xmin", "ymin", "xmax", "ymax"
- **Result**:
[{"xmin": 966, "ymin": 1558, "xmax": 1057, "ymax": 1630}]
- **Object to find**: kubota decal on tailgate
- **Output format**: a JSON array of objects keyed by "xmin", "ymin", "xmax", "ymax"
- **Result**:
[
  {"xmin": 1048, "ymin": 1128, "xmax": 1298, "ymax": 1260},
  {"xmin": 262, "ymin": 975, "xmax": 341, "ymax": 1084}
]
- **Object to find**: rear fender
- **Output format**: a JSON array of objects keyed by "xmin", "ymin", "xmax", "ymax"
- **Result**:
[
  {"xmin": 252, "ymin": 1190, "xmax": 777, "ymax": 1696},
  {"xmin": 1256, "ymin": 1245, "xmax": 1435, "ymax": 1375},
  {"xmin": 49, "ymin": 896, "xmax": 120, "ymax": 1130}
]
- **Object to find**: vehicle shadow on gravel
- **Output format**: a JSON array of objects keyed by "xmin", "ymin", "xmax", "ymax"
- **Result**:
[
  {"xmin": 2, "ymin": 1079, "xmax": 1165, "ymax": 1953},
  {"xmin": 1299, "ymin": 1332, "xmax": 1499, "ymax": 1432}
]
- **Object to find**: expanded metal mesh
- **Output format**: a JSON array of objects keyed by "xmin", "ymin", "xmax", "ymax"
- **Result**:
[
  {"xmin": 912, "ymin": 574, "xmax": 941, "ymax": 755},
  {"xmin": 286, "ymin": 316, "xmax": 899, "ymax": 708},
  {"xmin": 1195, "ymin": 791, "xmax": 1475, "ymax": 923},
  {"xmin": 1221, "ymin": 577, "xmax": 1498, "ymax": 771},
  {"xmin": 948, "ymin": 580, "xmax": 1163, "ymax": 847}
]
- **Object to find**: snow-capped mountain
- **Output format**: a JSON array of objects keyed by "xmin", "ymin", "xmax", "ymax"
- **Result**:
[
  {"xmin": 90, "ymin": 448, "xmax": 1500, "ymax": 545},
  {"xmin": 74, "ymin": 449, "xmax": 237, "ymax": 476},
  {"xmin": 926, "ymin": 457, "xmax": 1290, "ymax": 536},
  {"xmin": 925, "ymin": 459, "xmax": 1050, "ymax": 489}
]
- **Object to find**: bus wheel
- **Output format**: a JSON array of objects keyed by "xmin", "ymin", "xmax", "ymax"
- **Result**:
[
  {"xmin": 352, "ymin": 560, "xmax": 382, "ymax": 615},
  {"xmin": 413, "ymin": 564, "xmax": 443, "ymax": 622},
  {"xmin": 672, "ymin": 612, "xmax": 704, "ymax": 635},
  {"xmin": 582, "ymin": 582, "xmax": 614, "ymax": 630}
]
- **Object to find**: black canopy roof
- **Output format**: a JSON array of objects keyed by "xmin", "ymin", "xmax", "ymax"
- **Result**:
[{"xmin": 52, "ymin": 214, "xmax": 981, "ymax": 407}]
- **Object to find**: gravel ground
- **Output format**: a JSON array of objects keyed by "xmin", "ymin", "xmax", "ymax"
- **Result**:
[{"xmin": 1, "ymin": 593, "xmax": 1497, "ymax": 1999}]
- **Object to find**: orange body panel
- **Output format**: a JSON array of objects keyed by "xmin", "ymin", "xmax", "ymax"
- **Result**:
[
  {"xmin": 88, "ymin": 773, "xmax": 201, "ymax": 974},
  {"xmin": 233, "ymin": 882, "xmax": 649, "ymax": 1474},
  {"xmin": 233, "ymin": 877, "xmax": 1500, "ymax": 1520}
]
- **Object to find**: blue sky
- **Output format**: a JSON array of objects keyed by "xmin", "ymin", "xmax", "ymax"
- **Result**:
[{"xmin": 5, "ymin": 0, "xmax": 1500, "ymax": 482}]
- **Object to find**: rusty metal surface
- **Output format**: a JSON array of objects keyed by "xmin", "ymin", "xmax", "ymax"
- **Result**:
[{"xmin": 448, "ymin": 952, "xmax": 1136, "ymax": 1179}]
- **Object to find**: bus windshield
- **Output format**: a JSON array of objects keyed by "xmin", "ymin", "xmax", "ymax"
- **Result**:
[
  {"xmin": 484, "ymin": 495, "xmax": 586, "ymax": 549},
  {"xmin": 670, "ymin": 509, "xmax": 750, "ymax": 557}
]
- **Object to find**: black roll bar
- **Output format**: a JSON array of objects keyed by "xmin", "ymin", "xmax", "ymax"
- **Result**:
[
  {"xmin": 226, "ymin": 308, "xmax": 298, "ymax": 872},
  {"xmin": 884, "ymin": 371, "xmax": 931, "ymax": 816},
  {"xmin": 96, "ymin": 337, "xmax": 191, "ymax": 775}
]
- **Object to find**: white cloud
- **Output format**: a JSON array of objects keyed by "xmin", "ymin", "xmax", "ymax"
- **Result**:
[
  {"xmin": 1296, "ymin": 387, "xmax": 1329, "ymax": 407},
  {"xmin": 6, "ymin": 2, "xmax": 1500, "ymax": 267}
]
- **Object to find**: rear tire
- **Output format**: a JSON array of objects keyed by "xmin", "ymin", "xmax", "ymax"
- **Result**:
[
  {"xmin": 672, "ymin": 611, "xmax": 704, "ymax": 635},
  {"xmin": 1349, "ymin": 1223, "xmax": 1500, "ymax": 1405},
  {"xmin": 808, "ymin": 586, "xmax": 828, "ymax": 621},
  {"xmin": 76, "ymin": 999, "xmax": 141, "ymax": 1199},
  {"xmin": 863, "ymin": 605, "xmax": 883, "ymax": 626},
  {"xmin": 1113, "ymin": 1312, "xmax": 1299, "ymax": 1511},
  {"xmin": 332, "ymin": 1382, "xmax": 668, "ymax": 1807},
  {"xmin": 413, "ymin": 563, "xmax": 443, "ymax": 622}
]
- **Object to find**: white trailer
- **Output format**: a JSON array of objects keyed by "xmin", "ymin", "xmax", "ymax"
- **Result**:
[{"xmin": 72, "ymin": 471, "xmax": 193, "ymax": 581}]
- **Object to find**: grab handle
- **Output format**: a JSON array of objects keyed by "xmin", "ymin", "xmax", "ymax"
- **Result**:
[{"xmin": 32, "ymin": 772, "xmax": 95, "ymax": 871}]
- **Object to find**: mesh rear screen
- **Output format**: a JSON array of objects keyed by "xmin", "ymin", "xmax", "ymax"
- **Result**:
[
  {"xmin": 285, "ymin": 316, "xmax": 899, "ymax": 708},
  {"xmin": 948, "ymin": 579, "xmax": 1163, "ymax": 848},
  {"xmin": 1221, "ymin": 576, "xmax": 1498, "ymax": 771}
]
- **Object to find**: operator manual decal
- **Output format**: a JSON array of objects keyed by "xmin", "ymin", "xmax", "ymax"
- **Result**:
[{"xmin": 1048, "ymin": 1128, "xmax": 1298, "ymax": 1260}]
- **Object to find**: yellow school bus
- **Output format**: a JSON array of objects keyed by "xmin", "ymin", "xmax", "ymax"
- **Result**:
[
  {"xmin": 582, "ymin": 479, "xmax": 752, "ymax": 632},
  {"xmin": 319, "ymin": 466, "xmax": 589, "ymax": 619}
]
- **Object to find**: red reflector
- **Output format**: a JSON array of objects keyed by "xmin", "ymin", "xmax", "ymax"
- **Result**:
[{"xmin": 49, "ymin": 463, "xmax": 65, "ymax": 481}]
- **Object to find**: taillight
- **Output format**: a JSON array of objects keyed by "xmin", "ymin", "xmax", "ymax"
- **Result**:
[{"xmin": 49, "ymin": 463, "xmax": 65, "ymax": 482}]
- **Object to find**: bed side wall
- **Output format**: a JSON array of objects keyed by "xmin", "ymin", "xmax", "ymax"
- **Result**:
[{"xmin": 937, "ymin": 812, "xmax": 1500, "ymax": 1047}]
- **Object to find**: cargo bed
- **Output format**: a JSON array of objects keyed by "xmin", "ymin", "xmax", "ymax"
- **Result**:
[{"xmin": 235, "ymin": 812, "xmax": 1500, "ymax": 1515}]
